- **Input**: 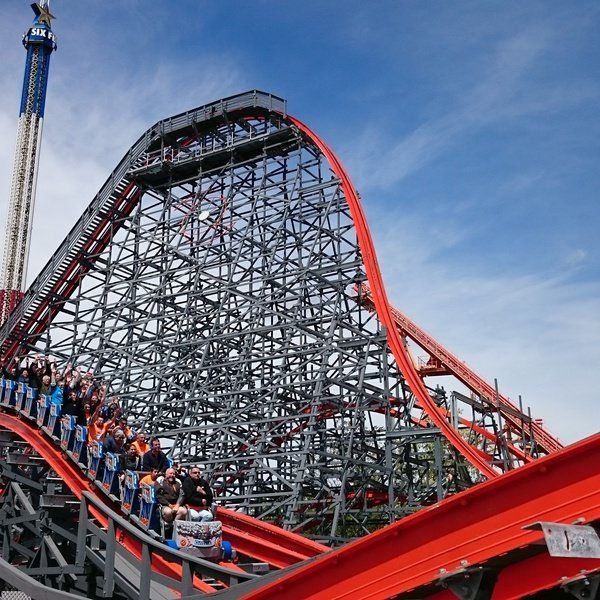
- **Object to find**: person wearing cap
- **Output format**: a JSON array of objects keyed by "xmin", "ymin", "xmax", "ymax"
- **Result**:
[{"xmin": 104, "ymin": 428, "xmax": 127, "ymax": 455}]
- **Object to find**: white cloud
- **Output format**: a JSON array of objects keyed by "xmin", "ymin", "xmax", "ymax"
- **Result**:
[
  {"xmin": 562, "ymin": 248, "xmax": 587, "ymax": 270},
  {"xmin": 369, "ymin": 206, "xmax": 600, "ymax": 444},
  {"xmin": 342, "ymin": 27, "xmax": 598, "ymax": 191},
  {"xmin": 330, "ymin": 26, "xmax": 600, "ymax": 444}
]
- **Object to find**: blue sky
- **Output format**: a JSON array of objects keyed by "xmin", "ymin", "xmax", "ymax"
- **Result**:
[{"xmin": 0, "ymin": 1, "xmax": 598, "ymax": 442}]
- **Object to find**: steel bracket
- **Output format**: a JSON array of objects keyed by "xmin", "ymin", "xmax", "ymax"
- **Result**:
[
  {"xmin": 439, "ymin": 567, "xmax": 497, "ymax": 600},
  {"xmin": 561, "ymin": 573, "xmax": 600, "ymax": 599},
  {"xmin": 525, "ymin": 521, "xmax": 600, "ymax": 558}
]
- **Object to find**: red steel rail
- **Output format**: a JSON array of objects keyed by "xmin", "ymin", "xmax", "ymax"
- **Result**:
[
  {"xmin": 0, "ymin": 411, "xmax": 215, "ymax": 593},
  {"xmin": 243, "ymin": 432, "xmax": 600, "ymax": 599},
  {"xmin": 357, "ymin": 284, "xmax": 562, "ymax": 455},
  {"xmin": 0, "ymin": 411, "xmax": 324, "ymax": 573},
  {"xmin": 0, "ymin": 108, "xmax": 502, "ymax": 480},
  {"xmin": 427, "ymin": 555, "xmax": 600, "ymax": 600},
  {"xmin": 288, "ymin": 115, "xmax": 498, "ymax": 480},
  {"xmin": 0, "ymin": 96, "xmax": 588, "ymax": 597}
]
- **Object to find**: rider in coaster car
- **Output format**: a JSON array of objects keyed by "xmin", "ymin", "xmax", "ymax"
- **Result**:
[
  {"xmin": 156, "ymin": 467, "xmax": 187, "ymax": 524},
  {"xmin": 141, "ymin": 437, "xmax": 169, "ymax": 473},
  {"xmin": 182, "ymin": 466, "xmax": 213, "ymax": 522}
]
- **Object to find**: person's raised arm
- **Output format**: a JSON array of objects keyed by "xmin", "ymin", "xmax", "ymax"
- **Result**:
[{"xmin": 88, "ymin": 402, "xmax": 102, "ymax": 425}]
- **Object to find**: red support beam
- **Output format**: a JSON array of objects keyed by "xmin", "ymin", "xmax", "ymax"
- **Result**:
[
  {"xmin": 243, "ymin": 433, "xmax": 600, "ymax": 600},
  {"xmin": 356, "ymin": 284, "xmax": 562, "ymax": 455}
]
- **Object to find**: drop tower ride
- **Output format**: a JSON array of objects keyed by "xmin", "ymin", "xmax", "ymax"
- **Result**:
[{"xmin": 0, "ymin": 1, "xmax": 56, "ymax": 323}]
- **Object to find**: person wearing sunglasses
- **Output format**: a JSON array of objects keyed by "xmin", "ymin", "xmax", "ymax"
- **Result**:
[{"xmin": 182, "ymin": 467, "xmax": 213, "ymax": 521}]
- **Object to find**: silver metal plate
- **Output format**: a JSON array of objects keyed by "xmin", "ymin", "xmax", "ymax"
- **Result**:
[{"xmin": 535, "ymin": 522, "xmax": 600, "ymax": 558}]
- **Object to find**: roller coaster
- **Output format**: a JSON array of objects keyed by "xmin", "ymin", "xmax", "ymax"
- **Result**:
[{"xmin": 0, "ymin": 90, "xmax": 598, "ymax": 598}]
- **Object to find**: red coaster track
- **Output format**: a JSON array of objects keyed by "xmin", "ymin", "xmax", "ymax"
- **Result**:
[
  {"xmin": 243, "ymin": 431, "xmax": 600, "ymax": 599},
  {"xmin": 0, "ymin": 410, "xmax": 327, "ymax": 592},
  {"xmin": 0, "ymin": 91, "xmax": 592, "ymax": 598},
  {"xmin": 356, "ymin": 283, "xmax": 562, "ymax": 457}
]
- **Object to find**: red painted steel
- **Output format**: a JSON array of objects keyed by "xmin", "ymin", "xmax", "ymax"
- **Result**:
[
  {"xmin": 426, "ymin": 557, "xmax": 600, "ymax": 600},
  {"xmin": 242, "ymin": 432, "xmax": 600, "ymax": 600},
  {"xmin": 491, "ymin": 556, "xmax": 600, "ymax": 599},
  {"xmin": 0, "ymin": 410, "xmax": 323, "ymax": 570},
  {"xmin": 0, "ymin": 411, "xmax": 216, "ymax": 593},
  {"xmin": 357, "ymin": 284, "xmax": 562, "ymax": 455},
  {"xmin": 287, "ymin": 115, "xmax": 498, "ymax": 480},
  {"xmin": 217, "ymin": 506, "xmax": 327, "ymax": 561}
]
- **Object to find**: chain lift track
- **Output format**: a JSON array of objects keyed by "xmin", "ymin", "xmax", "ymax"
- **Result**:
[{"xmin": 0, "ymin": 91, "xmax": 563, "ymax": 544}]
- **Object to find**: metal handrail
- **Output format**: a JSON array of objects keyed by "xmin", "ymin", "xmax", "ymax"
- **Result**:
[
  {"xmin": 77, "ymin": 490, "xmax": 256, "ymax": 598},
  {"xmin": 0, "ymin": 556, "xmax": 81, "ymax": 600}
]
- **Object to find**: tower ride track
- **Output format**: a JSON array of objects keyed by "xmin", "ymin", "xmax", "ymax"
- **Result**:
[
  {"xmin": 0, "ymin": 1, "xmax": 57, "ymax": 321},
  {"xmin": 0, "ymin": 91, "xmax": 562, "ymax": 544}
]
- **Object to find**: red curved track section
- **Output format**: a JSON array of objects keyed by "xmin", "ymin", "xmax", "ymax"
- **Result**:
[
  {"xmin": 0, "ymin": 93, "xmax": 586, "ymax": 598},
  {"xmin": 0, "ymin": 411, "xmax": 218, "ymax": 593},
  {"xmin": 243, "ymin": 432, "xmax": 600, "ymax": 600},
  {"xmin": 0, "ymin": 105, "xmax": 519, "ymax": 479},
  {"xmin": 288, "ymin": 115, "xmax": 498, "ymax": 479},
  {"xmin": 358, "ymin": 284, "xmax": 562, "ymax": 456},
  {"xmin": 2, "ymin": 104, "xmax": 558, "ymax": 499},
  {"xmin": 0, "ymin": 411, "xmax": 326, "ymax": 578}
]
